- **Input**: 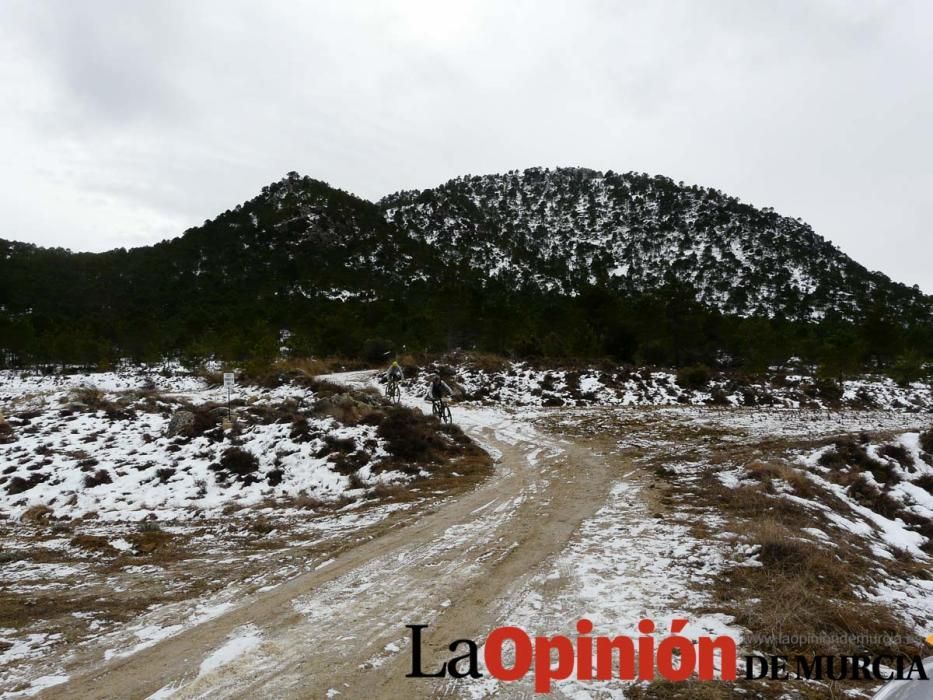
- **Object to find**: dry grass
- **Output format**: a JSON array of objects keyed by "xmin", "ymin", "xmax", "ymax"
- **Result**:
[
  {"xmin": 20, "ymin": 505, "xmax": 53, "ymax": 523},
  {"xmin": 367, "ymin": 450, "xmax": 493, "ymax": 506},
  {"xmin": 426, "ymin": 450, "xmax": 493, "ymax": 491},
  {"xmin": 271, "ymin": 357, "xmax": 333, "ymax": 377},
  {"xmin": 817, "ymin": 438, "xmax": 899, "ymax": 486},
  {"xmin": 598, "ymin": 414, "xmax": 933, "ymax": 681},
  {"xmin": 249, "ymin": 516, "xmax": 275, "ymax": 536},
  {"xmin": 369, "ymin": 482, "xmax": 421, "ymax": 504},
  {"xmin": 396, "ymin": 353, "xmax": 421, "ymax": 376},
  {"xmin": 626, "ymin": 681, "xmax": 742, "ymax": 700},
  {"xmin": 289, "ymin": 492, "xmax": 326, "ymax": 510},
  {"xmin": 231, "ymin": 357, "xmax": 372, "ymax": 388},
  {"xmin": 878, "ymin": 443, "xmax": 912, "ymax": 469},
  {"xmin": 701, "ymin": 479, "xmax": 811, "ymax": 528},
  {"xmin": 699, "ymin": 477, "xmax": 920, "ymax": 658},
  {"xmin": 743, "ymin": 459, "xmax": 816, "ymax": 498},
  {"xmin": 312, "ymin": 392, "xmax": 381, "ymax": 425},
  {"xmin": 66, "ymin": 387, "xmax": 134, "ymax": 420},
  {"xmin": 915, "ymin": 474, "xmax": 933, "ymax": 496},
  {"xmin": 626, "ymin": 678, "xmax": 854, "ymax": 699},
  {"xmin": 0, "ymin": 521, "xmax": 220, "ymax": 645},
  {"xmin": 0, "ymin": 584, "xmax": 154, "ymax": 631},
  {"xmin": 461, "ymin": 352, "xmax": 511, "ymax": 373},
  {"xmin": 0, "ymin": 418, "xmax": 14, "ymax": 444},
  {"xmin": 0, "ymin": 364, "xmax": 502, "ymax": 686},
  {"xmin": 844, "ymin": 476, "xmax": 903, "ymax": 520},
  {"xmin": 128, "ymin": 526, "xmax": 174, "ymax": 555},
  {"xmin": 70, "ymin": 534, "xmax": 116, "ymax": 553}
]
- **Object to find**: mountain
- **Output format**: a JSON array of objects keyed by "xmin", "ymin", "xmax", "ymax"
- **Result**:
[
  {"xmin": 380, "ymin": 167, "xmax": 929, "ymax": 321},
  {"xmin": 0, "ymin": 173, "xmax": 443, "ymax": 361},
  {"xmin": 0, "ymin": 168, "xmax": 931, "ymax": 371},
  {"xmin": 2, "ymin": 173, "xmax": 424, "ymax": 313}
]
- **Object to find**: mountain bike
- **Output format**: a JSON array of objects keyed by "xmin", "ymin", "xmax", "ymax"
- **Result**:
[
  {"xmin": 432, "ymin": 398, "xmax": 452, "ymax": 424},
  {"xmin": 386, "ymin": 378, "xmax": 401, "ymax": 405}
]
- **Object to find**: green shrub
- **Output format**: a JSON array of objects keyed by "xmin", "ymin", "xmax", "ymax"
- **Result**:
[
  {"xmin": 920, "ymin": 428, "xmax": 933, "ymax": 454},
  {"xmin": 217, "ymin": 447, "xmax": 259, "ymax": 478},
  {"xmin": 677, "ymin": 365, "xmax": 711, "ymax": 390},
  {"xmin": 815, "ymin": 378, "xmax": 843, "ymax": 404}
]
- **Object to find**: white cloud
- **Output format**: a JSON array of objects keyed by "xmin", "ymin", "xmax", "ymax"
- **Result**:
[{"xmin": 0, "ymin": 0, "xmax": 930, "ymax": 291}]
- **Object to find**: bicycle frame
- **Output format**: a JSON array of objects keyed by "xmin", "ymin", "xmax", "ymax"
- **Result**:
[{"xmin": 431, "ymin": 398, "xmax": 452, "ymax": 423}]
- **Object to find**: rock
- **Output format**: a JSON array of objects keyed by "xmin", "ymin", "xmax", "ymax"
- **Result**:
[
  {"xmin": 312, "ymin": 393, "xmax": 376, "ymax": 424},
  {"xmin": 166, "ymin": 410, "xmax": 195, "ymax": 437}
]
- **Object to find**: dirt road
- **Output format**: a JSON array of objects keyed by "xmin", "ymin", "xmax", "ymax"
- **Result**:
[
  {"xmin": 41, "ymin": 376, "xmax": 634, "ymax": 699},
  {"xmin": 31, "ymin": 372, "xmax": 933, "ymax": 699}
]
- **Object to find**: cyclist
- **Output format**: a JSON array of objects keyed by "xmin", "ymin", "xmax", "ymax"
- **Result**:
[
  {"xmin": 428, "ymin": 374, "xmax": 452, "ymax": 404},
  {"xmin": 428, "ymin": 374, "xmax": 451, "ymax": 398},
  {"xmin": 427, "ymin": 374, "xmax": 454, "ymax": 422},
  {"xmin": 385, "ymin": 360, "xmax": 403, "ymax": 403}
]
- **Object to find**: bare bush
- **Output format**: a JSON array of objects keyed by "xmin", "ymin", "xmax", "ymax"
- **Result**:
[{"xmin": 83, "ymin": 469, "xmax": 112, "ymax": 488}]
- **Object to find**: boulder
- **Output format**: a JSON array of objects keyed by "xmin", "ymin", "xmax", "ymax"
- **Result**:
[
  {"xmin": 312, "ymin": 393, "xmax": 376, "ymax": 424},
  {"xmin": 166, "ymin": 410, "xmax": 195, "ymax": 437}
]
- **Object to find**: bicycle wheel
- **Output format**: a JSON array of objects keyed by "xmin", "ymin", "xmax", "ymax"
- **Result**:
[
  {"xmin": 389, "ymin": 384, "xmax": 401, "ymax": 404},
  {"xmin": 442, "ymin": 404, "xmax": 452, "ymax": 424}
]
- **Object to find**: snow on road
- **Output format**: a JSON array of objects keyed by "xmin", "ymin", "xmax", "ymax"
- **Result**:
[
  {"xmin": 108, "ymin": 371, "xmax": 741, "ymax": 699},
  {"xmin": 9, "ymin": 367, "xmax": 924, "ymax": 697}
]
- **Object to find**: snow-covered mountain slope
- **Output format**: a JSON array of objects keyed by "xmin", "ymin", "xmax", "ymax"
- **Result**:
[
  {"xmin": 381, "ymin": 167, "xmax": 930, "ymax": 321},
  {"xmin": 3, "ymin": 168, "xmax": 932, "ymax": 367}
]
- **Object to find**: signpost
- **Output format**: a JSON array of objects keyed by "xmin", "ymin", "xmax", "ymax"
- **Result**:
[{"xmin": 223, "ymin": 372, "xmax": 235, "ymax": 424}]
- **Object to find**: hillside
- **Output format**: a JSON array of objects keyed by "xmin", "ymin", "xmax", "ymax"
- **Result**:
[
  {"xmin": 0, "ymin": 173, "xmax": 445, "ymax": 362},
  {"xmin": 381, "ymin": 167, "xmax": 929, "ymax": 321},
  {"xmin": 1, "ymin": 172, "xmax": 429, "ymax": 317},
  {"xmin": 1, "ymin": 168, "xmax": 931, "ymax": 371}
]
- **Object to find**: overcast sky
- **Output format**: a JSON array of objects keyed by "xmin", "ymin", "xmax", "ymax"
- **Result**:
[{"xmin": 1, "ymin": 0, "xmax": 930, "ymax": 291}]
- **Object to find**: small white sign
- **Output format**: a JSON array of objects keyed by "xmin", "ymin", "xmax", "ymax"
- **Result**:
[{"xmin": 223, "ymin": 372, "xmax": 235, "ymax": 389}]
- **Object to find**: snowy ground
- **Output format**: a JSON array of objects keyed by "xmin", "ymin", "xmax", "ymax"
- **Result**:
[
  {"xmin": 0, "ymin": 499, "xmax": 423, "ymax": 697},
  {"xmin": 400, "ymin": 360, "xmax": 933, "ymax": 411},
  {"xmin": 555, "ymin": 407, "xmax": 933, "ymax": 696},
  {"xmin": 0, "ymin": 367, "xmax": 418, "ymax": 521},
  {"xmin": 0, "ymin": 366, "xmax": 488, "ymax": 696},
  {"xmin": 1, "ymin": 366, "xmax": 931, "ymax": 697}
]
